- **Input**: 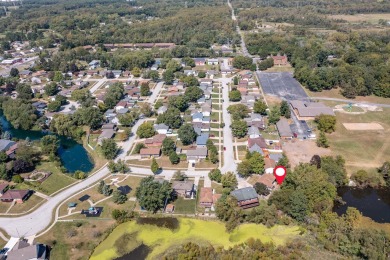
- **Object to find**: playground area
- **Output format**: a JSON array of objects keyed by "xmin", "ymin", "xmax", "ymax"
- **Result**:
[
  {"xmin": 335, "ymin": 103, "xmax": 383, "ymax": 114},
  {"xmin": 343, "ymin": 123, "xmax": 384, "ymax": 131}
]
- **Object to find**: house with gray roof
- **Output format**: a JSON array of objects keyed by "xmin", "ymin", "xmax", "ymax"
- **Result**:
[
  {"xmin": 172, "ymin": 180, "xmax": 195, "ymax": 198},
  {"xmin": 248, "ymin": 143, "xmax": 264, "ymax": 155},
  {"xmin": 192, "ymin": 112, "xmax": 203, "ymax": 122},
  {"xmin": 196, "ymin": 133, "xmax": 209, "ymax": 147},
  {"xmin": 154, "ymin": 123, "xmax": 170, "ymax": 134},
  {"xmin": 290, "ymin": 100, "xmax": 335, "ymax": 119},
  {"xmin": 7, "ymin": 243, "xmax": 48, "ymax": 260},
  {"xmin": 186, "ymin": 147, "xmax": 208, "ymax": 164},
  {"xmin": 276, "ymin": 118, "xmax": 293, "ymax": 140},
  {"xmin": 231, "ymin": 187, "xmax": 259, "ymax": 209},
  {"xmin": 269, "ymin": 153, "xmax": 283, "ymax": 163},
  {"xmin": 248, "ymin": 126, "xmax": 260, "ymax": 138},
  {"xmin": 0, "ymin": 140, "xmax": 16, "ymax": 152},
  {"xmin": 157, "ymin": 105, "xmax": 168, "ymax": 115}
]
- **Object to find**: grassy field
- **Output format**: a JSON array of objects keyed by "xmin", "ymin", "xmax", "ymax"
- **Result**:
[
  {"xmin": 329, "ymin": 13, "xmax": 390, "ymax": 24},
  {"xmin": 127, "ymin": 156, "xmax": 188, "ymax": 169},
  {"xmin": 305, "ymin": 87, "xmax": 390, "ymax": 105},
  {"xmin": 328, "ymin": 109, "xmax": 390, "ymax": 174},
  {"xmin": 39, "ymin": 220, "xmax": 116, "ymax": 260},
  {"xmin": 7, "ymin": 194, "xmax": 44, "ymax": 214},
  {"xmin": 91, "ymin": 218, "xmax": 301, "ymax": 260}
]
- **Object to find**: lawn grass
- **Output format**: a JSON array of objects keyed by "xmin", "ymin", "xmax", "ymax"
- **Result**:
[
  {"xmin": 91, "ymin": 218, "xmax": 301, "ymax": 260},
  {"xmin": 0, "ymin": 237, "xmax": 6, "ymax": 249},
  {"xmin": 210, "ymin": 112, "xmax": 219, "ymax": 122},
  {"xmin": 328, "ymin": 109, "xmax": 390, "ymax": 172},
  {"xmin": 0, "ymin": 201, "xmax": 11, "ymax": 214},
  {"xmin": 127, "ymin": 156, "xmax": 188, "ymax": 169},
  {"xmin": 39, "ymin": 172, "xmax": 76, "ymax": 196},
  {"xmin": 172, "ymin": 197, "xmax": 196, "ymax": 214},
  {"xmin": 211, "ymin": 182, "xmax": 223, "ymax": 194},
  {"xmin": 39, "ymin": 220, "xmax": 116, "ymax": 260},
  {"xmin": 8, "ymin": 194, "xmax": 44, "ymax": 214},
  {"xmin": 210, "ymin": 123, "xmax": 220, "ymax": 129}
]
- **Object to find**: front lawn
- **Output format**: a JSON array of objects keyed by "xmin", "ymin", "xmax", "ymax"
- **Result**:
[
  {"xmin": 8, "ymin": 194, "xmax": 44, "ymax": 214},
  {"xmin": 172, "ymin": 197, "xmax": 196, "ymax": 214}
]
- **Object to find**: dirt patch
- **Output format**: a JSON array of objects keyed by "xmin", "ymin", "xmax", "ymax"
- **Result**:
[
  {"xmin": 343, "ymin": 123, "xmax": 384, "ymax": 131},
  {"xmin": 283, "ymin": 140, "xmax": 331, "ymax": 168},
  {"xmin": 264, "ymin": 94, "xmax": 282, "ymax": 107}
]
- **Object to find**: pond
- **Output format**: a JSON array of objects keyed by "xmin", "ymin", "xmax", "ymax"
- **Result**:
[
  {"xmin": 0, "ymin": 115, "xmax": 94, "ymax": 173},
  {"xmin": 333, "ymin": 186, "xmax": 390, "ymax": 223}
]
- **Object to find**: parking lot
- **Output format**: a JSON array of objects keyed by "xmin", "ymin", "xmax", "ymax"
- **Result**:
[{"xmin": 257, "ymin": 72, "xmax": 309, "ymax": 101}]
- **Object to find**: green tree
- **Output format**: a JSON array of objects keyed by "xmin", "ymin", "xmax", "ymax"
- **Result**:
[
  {"xmin": 101, "ymin": 139, "xmax": 118, "ymax": 159},
  {"xmin": 253, "ymin": 100, "xmax": 268, "ymax": 115},
  {"xmin": 133, "ymin": 143, "xmax": 146, "ymax": 154},
  {"xmin": 227, "ymin": 104, "xmax": 250, "ymax": 120},
  {"xmin": 288, "ymin": 190, "xmax": 309, "ymax": 222},
  {"xmin": 163, "ymin": 70, "xmax": 175, "ymax": 84},
  {"xmin": 53, "ymin": 71, "xmax": 63, "ymax": 82},
  {"xmin": 112, "ymin": 190, "xmax": 127, "ymax": 204},
  {"xmin": 2, "ymin": 99, "xmax": 37, "ymax": 130},
  {"xmin": 157, "ymin": 106, "xmax": 183, "ymax": 128},
  {"xmin": 16, "ymin": 83, "xmax": 33, "ymax": 100},
  {"xmin": 173, "ymin": 170, "xmax": 187, "ymax": 181},
  {"xmin": 230, "ymin": 120, "xmax": 248, "ymax": 138},
  {"xmin": 351, "ymin": 170, "xmax": 384, "ymax": 188},
  {"xmin": 147, "ymin": 70, "xmax": 160, "ymax": 81},
  {"xmin": 268, "ymin": 106, "xmax": 281, "ymax": 125},
  {"xmin": 97, "ymin": 180, "xmax": 105, "ymax": 194},
  {"xmin": 178, "ymin": 124, "xmax": 197, "ymax": 145},
  {"xmin": 44, "ymin": 82, "xmax": 58, "ymax": 96},
  {"xmin": 248, "ymin": 152, "xmax": 264, "ymax": 174},
  {"xmin": 47, "ymin": 100, "xmax": 61, "ymax": 112},
  {"xmin": 237, "ymin": 160, "xmax": 252, "ymax": 177},
  {"xmin": 278, "ymin": 153, "xmax": 290, "ymax": 168},
  {"xmin": 221, "ymin": 172, "xmax": 238, "ymax": 191},
  {"xmin": 316, "ymin": 131, "xmax": 329, "ymax": 148},
  {"xmin": 102, "ymin": 183, "xmax": 112, "ymax": 196},
  {"xmin": 184, "ymin": 86, "xmax": 203, "ymax": 102},
  {"xmin": 0, "ymin": 152, "xmax": 7, "ymax": 163},
  {"xmin": 40, "ymin": 135, "xmax": 60, "ymax": 155},
  {"xmin": 229, "ymin": 90, "xmax": 241, "ymax": 101},
  {"xmin": 315, "ymin": 114, "xmax": 337, "ymax": 133},
  {"xmin": 215, "ymin": 195, "xmax": 242, "ymax": 232},
  {"xmin": 169, "ymin": 151, "xmax": 180, "ymax": 164},
  {"xmin": 280, "ymin": 101, "xmax": 291, "ymax": 118},
  {"xmin": 321, "ymin": 156, "xmax": 347, "ymax": 187},
  {"xmin": 162, "ymin": 138, "xmax": 175, "ymax": 155},
  {"xmin": 233, "ymin": 76, "xmax": 238, "ymax": 85},
  {"xmin": 198, "ymin": 71, "xmax": 206, "ymax": 78},
  {"xmin": 232, "ymin": 56, "xmax": 254, "ymax": 70},
  {"xmin": 168, "ymin": 96, "xmax": 189, "ymax": 112},
  {"xmin": 209, "ymin": 169, "xmax": 222, "ymax": 183},
  {"xmin": 136, "ymin": 176, "xmax": 172, "ymax": 213},
  {"xmin": 182, "ymin": 75, "xmax": 199, "ymax": 87},
  {"xmin": 131, "ymin": 67, "xmax": 141, "ymax": 77},
  {"xmin": 140, "ymin": 82, "xmax": 150, "ymax": 96},
  {"xmin": 10, "ymin": 68, "xmax": 19, "ymax": 78},
  {"xmin": 154, "ymin": 100, "xmax": 163, "ymax": 110},
  {"xmin": 136, "ymin": 122, "xmax": 156, "ymax": 138},
  {"xmin": 74, "ymin": 107, "xmax": 103, "ymax": 129},
  {"xmin": 151, "ymin": 158, "xmax": 159, "ymax": 174},
  {"xmin": 118, "ymin": 113, "xmax": 135, "ymax": 126},
  {"xmin": 254, "ymin": 182, "xmax": 270, "ymax": 196}
]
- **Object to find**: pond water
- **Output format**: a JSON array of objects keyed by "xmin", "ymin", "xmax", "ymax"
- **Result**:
[
  {"xmin": 0, "ymin": 115, "xmax": 94, "ymax": 173},
  {"xmin": 333, "ymin": 186, "xmax": 390, "ymax": 223},
  {"xmin": 136, "ymin": 217, "xmax": 179, "ymax": 230},
  {"xmin": 114, "ymin": 244, "xmax": 150, "ymax": 260}
]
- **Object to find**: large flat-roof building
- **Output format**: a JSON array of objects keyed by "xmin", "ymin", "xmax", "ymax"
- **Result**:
[{"xmin": 290, "ymin": 100, "xmax": 335, "ymax": 120}]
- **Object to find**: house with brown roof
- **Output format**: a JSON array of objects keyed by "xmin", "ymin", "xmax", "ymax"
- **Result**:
[
  {"xmin": 271, "ymin": 55, "xmax": 288, "ymax": 66},
  {"xmin": 144, "ymin": 134, "xmax": 166, "ymax": 147},
  {"xmin": 0, "ymin": 189, "xmax": 31, "ymax": 203},
  {"xmin": 257, "ymin": 173, "xmax": 276, "ymax": 190},
  {"xmin": 165, "ymin": 204, "xmax": 175, "ymax": 213},
  {"xmin": 264, "ymin": 157, "xmax": 276, "ymax": 174},
  {"xmin": 140, "ymin": 148, "xmax": 161, "ymax": 158},
  {"xmin": 199, "ymin": 187, "xmax": 221, "ymax": 208},
  {"xmin": 248, "ymin": 137, "xmax": 268, "ymax": 150}
]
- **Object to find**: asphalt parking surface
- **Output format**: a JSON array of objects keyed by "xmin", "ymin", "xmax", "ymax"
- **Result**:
[{"xmin": 257, "ymin": 72, "xmax": 309, "ymax": 101}]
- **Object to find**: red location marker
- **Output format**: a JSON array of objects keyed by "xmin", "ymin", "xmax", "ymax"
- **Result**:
[{"xmin": 273, "ymin": 165, "xmax": 287, "ymax": 185}]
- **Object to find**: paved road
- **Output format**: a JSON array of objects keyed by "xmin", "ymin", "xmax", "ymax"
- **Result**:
[
  {"xmin": 227, "ymin": 0, "xmax": 251, "ymax": 57},
  {"xmin": 89, "ymin": 76, "xmax": 108, "ymax": 94}
]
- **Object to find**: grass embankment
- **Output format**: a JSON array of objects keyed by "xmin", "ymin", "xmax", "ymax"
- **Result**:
[{"xmin": 91, "ymin": 218, "xmax": 300, "ymax": 260}]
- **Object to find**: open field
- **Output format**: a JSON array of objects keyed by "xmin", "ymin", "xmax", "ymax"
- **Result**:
[
  {"xmin": 127, "ymin": 157, "xmax": 188, "ymax": 169},
  {"xmin": 305, "ymin": 88, "xmax": 390, "ymax": 105},
  {"xmin": 329, "ymin": 13, "xmax": 390, "ymax": 23},
  {"xmin": 264, "ymin": 64, "xmax": 294, "ymax": 73},
  {"xmin": 328, "ymin": 109, "xmax": 390, "ymax": 173},
  {"xmin": 284, "ymin": 140, "xmax": 332, "ymax": 168},
  {"xmin": 39, "ymin": 220, "xmax": 116, "ymax": 260},
  {"xmin": 343, "ymin": 123, "xmax": 384, "ymax": 131},
  {"xmin": 91, "ymin": 218, "xmax": 301, "ymax": 260}
]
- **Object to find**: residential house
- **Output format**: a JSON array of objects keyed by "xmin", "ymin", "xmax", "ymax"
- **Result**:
[
  {"xmin": 192, "ymin": 122, "xmax": 210, "ymax": 134},
  {"xmin": 0, "ymin": 183, "xmax": 8, "ymax": 196},
  {"xmin": 257, "ymin": 173, "xmax": 276, "ymax": 191},
  {"xmin": 196, "ymin": 133, "xmax": 209, "ymax": 147},
  {"xmin": 197, "ymin": 97, "xmax": 206, "ymax": 104},
  {"xmin": 247, "ymin": 137, "xmax": 268, "ymax": 153},
  {"xmin": 230, "ymin": 187, "xmax": 259, "ymax": 209},
  {"xmin": 264, "ymin": 157, "xmax": 276, "ymax": 174},
  {"xmin": 157, "ymin": 105, "xmax": 168, "ymax": 115},
  {"xmin": 140, "ymin": 148, "xmax": 161, "ymax": 158},
  {"xmin": 123, "ymin": 70, "xmax": 131, "ymax": 77},
  {"xmin": 199, "ymin": 79, "xmax": 213, "ymax": 88},
  {"xmin": 271, "ymin": 55, "xmax": 288, "ymax": 66},
  {"xmin": 192, "ymin": 112, "xmax": 203, "ymax": 123},
  {"xmin": 0, "ymin": 190, "xmax": 31, "ymax": 203},
  {"xmin": 112, "ymin": 70, "xmax": 122, "ymax": 77},
  {"xmin": 248, "ymin": 126, "xmax": 260, "ymax": 139},
  {"xmin": 276, "ymin": 118, "xmax": 293, "ymax": 140},
  {"xmin": 242, "ymin": 95, "xmax": 256, "ymax": 103},
  {"xmin": 172, "ymin": 180, "xmax": 195, "ymax": 198},
  {"xmin": 204, "ymin": 90, "xmax": 211, "ymax": 100},
  {"xmin": 248, "ymin": 143, "xmax": 265, "ymax": 155},
  {"xmin": 0, "ymin": 140, "xmax": 16, "ymax": 153},
  {"xmin": 207, "ymin": 58, "xmax": 219, "ymax": 65},
  {"xmin": 269, "ymin": 153, "xmax": 283, "ymax": 163},
  {"xmin": 194, "ymin": 58, "xmax": 206, "ymax": 66},
  {"xmin": 6, "ymin": 243, "xmax": 48, "ymax": 260},
  {"xmin": 201, "ymin": 106, "xmax": 211, "ymax": 117},
  {"xmin": 154, "ymin": 123, "xmax": 170, "ymax": 135},
  {"xmin": 19, "ymin": 70, "xmax": 32, "ymax": 78},
  {"xmin": 202, "ymin": 116, "xmax": 210, "ymax": 124},
  {"xmin": 97, "ymin": 129, "xmax": 116, "ymax": 145},
  {"xmin": 184, "ymin": 70, "xmax": 197, "ymax": 76},
  {"xmin": 186, "ymin": 147, "xmax": 208, "ymax": 164},
  {"xmin": 32, "ymin": 101, "xmax": 47, "ymax": 110},
  {"xmin": 6, "ymin": 143, "xmax": 18, "ymax": 159},
  {"xmin": 244, "ymin": 113, "xmax": 265, "ymax": 130},
  {"xmin": 127, "ymin": 87, "xmax": 141, "ymax": 99},
  {"xmin": 238, "ymin": 87, "xmax": 248, "ymax": 96},
  {"xmin": 88, "ymin": 60, "xmax": 100, "ymax": 69},
  {"xmin": 199, "ymin": 187, "xmax": 221, "ymax": 208},
  {"xmin": 104, "ymin": 109, "xmax": 117, "ymax": 121},
  {"xmin": 144, "ymin": 134, "xmax": 166, "ymax": 147},
  {"xmin": 115, "ymin": 100, "xmax": 128, "ymax": 112}
]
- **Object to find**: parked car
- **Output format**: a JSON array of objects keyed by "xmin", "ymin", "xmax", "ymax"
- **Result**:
[
  {"xmin": 223, "ymin": 146, "xmax": 226, "ymax": 151},
  {"xmin": 210, "ymin": 134, "xmax": 215, "ymax": 137},
  {"xmin": 293, "ymin": 132, "xmax": 298, "ymax": 138}
]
